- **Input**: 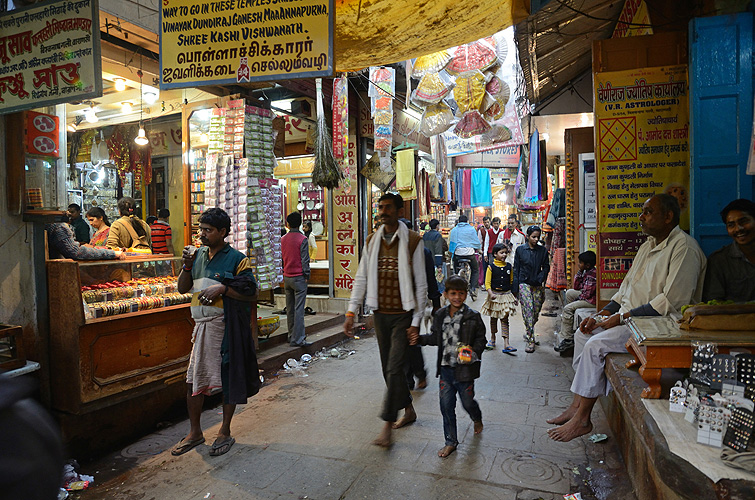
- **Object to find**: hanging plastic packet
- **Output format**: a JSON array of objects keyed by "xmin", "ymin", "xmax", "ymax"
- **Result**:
[
  {"xmin": 411, "ymin": 72, "xmax": 455, "ymax": 107},
  {"xmin": 457, "ymin": 344, "xmax": 479, "ymax": 365},
  {"xmin": 453, "ymin": 110, "xmax": 491, "ymax": 139},
  {"xmin": 412, "ymin": 50, "xmax": 452, "ymax": 78},
  {"xmin": 419, "ymin": 102, "xmax": 454, "ymax": 137},
  {"xmin": 446, "ymin": 37, "xmax": 499, "ymax": 75},
  {"xmin": 368, "ymin": 66, "xmax": 396, "ymax": 98},
  {"xmin": 452, "ymin": 70, "xmax": 486, "ymax": 115}
]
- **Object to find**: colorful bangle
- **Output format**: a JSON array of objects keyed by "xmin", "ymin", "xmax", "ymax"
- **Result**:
[
  {"xmin": 345, "ymin": 311, "xmax": 356, "ymax": 318},
  {"xmin": 182, "ymin": 264, "xmax": 193, "ymax": 272}
]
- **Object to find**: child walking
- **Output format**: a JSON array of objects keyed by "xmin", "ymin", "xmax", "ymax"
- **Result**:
[
  {"xmin": 512, "ymin": 226, "xmax": 550, "ymax": 353},
  {"xmin": 409, "ymin": 275, "xmax": 487, "ymax": 458},
  {"xmin": 481, "ymin": 243, "xmax": 518, "ymax": 353}
]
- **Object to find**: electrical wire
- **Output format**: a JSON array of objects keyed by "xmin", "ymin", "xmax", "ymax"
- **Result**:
[{"xmin": 552, "ymin": 0, "xmax": 708, "ymax": 30}]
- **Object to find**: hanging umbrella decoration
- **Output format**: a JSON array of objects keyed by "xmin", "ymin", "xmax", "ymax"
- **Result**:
[{"xmin": 408, "ymin": 33, "xmax": 515, "ymax": 144}]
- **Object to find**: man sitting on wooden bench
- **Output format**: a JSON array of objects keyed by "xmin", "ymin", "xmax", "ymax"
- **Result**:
[{"xmin": 547, "ymin": 194, "xmax": 706, "ymax": 442}]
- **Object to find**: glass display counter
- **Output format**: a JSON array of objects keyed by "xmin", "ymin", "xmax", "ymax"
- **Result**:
[{"xmin": 47, "ymin": 255, "xmax": 194, "ymax": 414}]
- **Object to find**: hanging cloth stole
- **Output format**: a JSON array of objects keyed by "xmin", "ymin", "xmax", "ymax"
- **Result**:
[
  {"xmin": 539, "ymin": 138, "xmax": 548, "ymax": 201},
  {"xmin": 462, "ymin": 169, "xmax": 472, "ymax": 208},
  {"xmin": 471, "ymin": 168, "xmax": 492, "ymax": 207},
  {"xmin": 524, "ymin": 129, "xmax": 540, "ymax": 204}
]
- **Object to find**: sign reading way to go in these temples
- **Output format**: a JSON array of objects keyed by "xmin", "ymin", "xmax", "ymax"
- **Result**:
[
  {"xmin": 160, "ymin": 0, "xmax": 334, "ymax": 89},
  {"xmin": 0, "ymin": 0, "xmax": 102, "ymax": 114}
]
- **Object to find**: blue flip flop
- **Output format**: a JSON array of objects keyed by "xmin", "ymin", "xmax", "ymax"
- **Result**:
[{"xmin": 501, "ymin": 346, "xmax": 517, "ymax": 355}]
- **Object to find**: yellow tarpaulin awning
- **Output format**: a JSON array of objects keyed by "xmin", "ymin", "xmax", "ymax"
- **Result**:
[{"xmin": 334, "ymin": 0, "xmax": 530, "ymax": 72}]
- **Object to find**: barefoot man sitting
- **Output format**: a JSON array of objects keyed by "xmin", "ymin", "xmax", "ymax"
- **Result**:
[
  {"xmin": 343, "ymin": 193, "xmax": 428, "ymax": 447},
  {"xmin": 547, "ymin": 194, "xmax": 706, "ymax": 442}
]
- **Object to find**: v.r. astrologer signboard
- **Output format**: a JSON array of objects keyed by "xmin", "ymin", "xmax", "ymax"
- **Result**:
[{"xmin": 160, "ymin": 0, "xmax": 333, "ymax": 89}]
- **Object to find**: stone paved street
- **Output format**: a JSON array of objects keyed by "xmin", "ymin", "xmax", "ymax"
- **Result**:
[{"xmin": 77, "ymin": 293, "xmax": 636, "ymax": 500}]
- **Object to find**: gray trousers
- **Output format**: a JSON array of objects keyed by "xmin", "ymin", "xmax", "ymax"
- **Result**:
[
  {"xmin": 571, "ymin": 325, "xmax": 631, "ymax": 399},
  {"xmin": 284, "ymin": 275, "xmax": 308, "ymax": 345},
  {"xmin": 374, "ymin": 311, "xmax": 413, "ymax": 422},
  {"xmin": 559, "ymin": 289, "xmax": 595, "ymax": 342}
]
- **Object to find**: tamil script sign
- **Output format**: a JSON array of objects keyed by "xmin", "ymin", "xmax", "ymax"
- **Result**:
[
  {"xmin": 160, "ymin": 0, "xmax": 334, "ymax": 89},
  {"xmin": 0, "ymin": 0, "xmax": 102, "ymax": 114}
]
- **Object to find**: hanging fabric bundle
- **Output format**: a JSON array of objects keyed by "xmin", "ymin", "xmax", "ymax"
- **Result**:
[{"xmin": 312, "ymin": 78, "xmax": 343, "ymax": 189}]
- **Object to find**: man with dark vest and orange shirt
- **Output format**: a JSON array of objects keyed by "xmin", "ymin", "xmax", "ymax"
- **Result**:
[
  {"xmin": 282, "ymin": 211, "xmax": 311, "ymax": 347},
  {"xmin": 344, "ymin": 192, "xmax": 428, "ymax": 447}
]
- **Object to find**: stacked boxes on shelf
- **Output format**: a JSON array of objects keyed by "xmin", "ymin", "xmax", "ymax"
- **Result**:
[
  {"xmin": 243, "ymin": 105, "xmax": 281, "ymax": 290},
  {"xmin": 189, "ymin": 148, "xmax": 206, "ymax": 230},
  {"xmin": 196, "ymin": 102, "xmax": 282, "ymax": 290}
]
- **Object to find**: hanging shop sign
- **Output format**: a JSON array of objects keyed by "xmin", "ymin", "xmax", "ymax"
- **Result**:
[
  {"xmin": 159, "ymin": 0, "xmax": 333, "ymax": 89},
  {"xmin": 0, "ymin": 0, "xmax": 102, "ymax": 114},
  {"xmin": 332, "ymin": 132, "xmax": 358, "ymax": 299},
  {"xmin": 612, "ymin": 0, "xmax": 653, "ymax": 38},
  {"xmin": 26, "ymin": 111, "xmax": 59, "ymax": 156},
  {"xmin": 594, "ymin": 65, "xmax": 689, "ymax": 298},
  {"xmin": 454, "ymin": 145, "xmax": 520, "ymax": 168}
]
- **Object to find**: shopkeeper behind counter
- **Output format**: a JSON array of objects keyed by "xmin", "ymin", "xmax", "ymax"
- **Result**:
[
  {"xmin": 107, "ymin": 197, "xmax": 152, "ymax": 252},
  {"xmin": 46, "ymin": 223, "xmax": 124, "ymax": 260}
]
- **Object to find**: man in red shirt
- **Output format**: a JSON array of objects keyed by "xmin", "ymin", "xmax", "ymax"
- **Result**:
[
  {"xmin": 282, "ymin": 212, "xmax": 311, "ymax": 347},
  {"xmin": 150, "ymin": 208, "xmax": 173, "ymax": 254},
  {"xmin": 483, "ymin": 217, "xmax": 504, "ymax": 267}
]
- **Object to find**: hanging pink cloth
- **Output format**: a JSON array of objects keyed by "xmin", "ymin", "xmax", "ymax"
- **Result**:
[{"xmin": 462, "ymin": 169, "xmax": 472, "ymax": 208}]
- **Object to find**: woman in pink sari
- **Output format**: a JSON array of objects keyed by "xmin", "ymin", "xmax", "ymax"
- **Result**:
[{"xmin": 86, "ymin": 207, "xmax": 111, "ymax": 247}]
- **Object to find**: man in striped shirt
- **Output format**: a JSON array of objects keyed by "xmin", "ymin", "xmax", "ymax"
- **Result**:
[{"xmin": 151, "ymin": 208, "xmax": 173, "ymax": 254}]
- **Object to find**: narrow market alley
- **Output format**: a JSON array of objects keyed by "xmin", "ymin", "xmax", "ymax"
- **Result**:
[{"xmin": 76, "ymin": 293, "xmax": 636, "ymax": 500}]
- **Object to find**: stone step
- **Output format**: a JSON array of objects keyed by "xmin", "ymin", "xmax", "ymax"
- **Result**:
[
  {"xmin": 257, "ymin": 312, "xmax": 344, "ymax": 351},
  {"xmin": 257, "ymin": 323, "xmax": 349, "ymax": 375}
]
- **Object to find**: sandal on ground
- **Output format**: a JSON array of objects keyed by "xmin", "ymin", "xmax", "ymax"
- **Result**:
[
  {"xmin": 485, "ymin": 340, "xmax": 496, "ymax": 350},
  {"xmin": 171, "ymin": 436, "xmax": 205, "ymax": 456},
  {"xmin": 525, "ymin": 342, "xmax": 535, "ymax": 353},
  {"xmin": 304, "ymin": 306, "xmax": 316, "ymax": 315},
  {"xmin": 501, "ymin": 346, "xmax": 517, "ymax": 354},
  {"xmin": 209, "ymin": 436, "xmax": 235, "ymax": 457}
]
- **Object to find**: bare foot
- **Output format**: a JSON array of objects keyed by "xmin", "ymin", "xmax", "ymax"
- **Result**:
[
  {"xmin": 438, "ymin": 445, "xmax": 457, "ymax": 458},
  {"xmin": 416, "ymin": 378, "xmax": 427, "ymax": 389},
  {"xmin": 546, "ymin": 406, "xmax": 578, "ymax": 425},
  {"xmin": 474, "ymin": 420, "xmax": 483, "ymax": 434},
  {"xmin": 547, "ymin": 418, "xmax": 593, "ymax": 442},
  {"xmin": 372, "ymin": 423, "xmax": 392, "ymax": 447},
  {"xmin": 392, "ymin": 408, "xmax": 417, "ymax": 429}
]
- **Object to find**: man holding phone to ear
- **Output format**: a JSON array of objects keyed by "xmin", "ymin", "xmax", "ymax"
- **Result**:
[{"xmin": 173, "ymin": 207, "xmax": 259, "ymax": 458}]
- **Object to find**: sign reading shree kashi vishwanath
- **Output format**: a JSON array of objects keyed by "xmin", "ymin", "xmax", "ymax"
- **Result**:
[
  {"xmin": 160, "ymin": 0, "xmax": 333, "ymax": 89},
  {"xmin": 0, "ymin": 0, "xmax": 102, "ymax": 114}
]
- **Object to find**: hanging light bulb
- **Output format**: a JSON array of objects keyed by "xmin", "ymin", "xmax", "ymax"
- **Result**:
[
  {"xmin": 121, "ymin": 102, "xmax": 133, "ymax": 113},
  {"xmin": 135, "ymin": 126, "xmax": 149, "ymax": 145},
  {"xmin": 85, "ymin": 105, "xmax": 98, "ymax": 123},
  {"xmin": 134, "ymin": 68, "xmax": 149, "ymax": 146},
  {"xmin": 114, "ymin": 78, "xmax": 127, "ymax": 92}
]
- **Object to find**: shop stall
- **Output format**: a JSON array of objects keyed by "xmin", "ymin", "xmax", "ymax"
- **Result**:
[{"xmin": 46, "ymin": 255, "xmax": 192, "ymax": 413}]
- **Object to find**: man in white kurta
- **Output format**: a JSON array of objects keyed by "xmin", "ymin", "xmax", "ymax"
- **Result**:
[{"xmin": 548, "ymin": 194, "xmax": 706, "ymax": 442}]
